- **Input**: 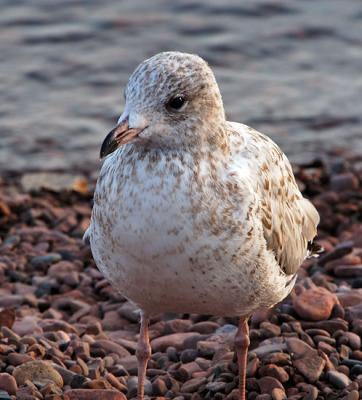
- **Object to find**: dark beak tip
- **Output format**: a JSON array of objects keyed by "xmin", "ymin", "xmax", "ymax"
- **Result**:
[{"xmin": 100, "ymin": 128, "xmax": 117, "ymax": 159}]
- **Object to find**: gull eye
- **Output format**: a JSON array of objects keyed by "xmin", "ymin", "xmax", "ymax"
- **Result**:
[{"xmin": 167, "ymin": 96, "xmax": 187, "ymax": 111}]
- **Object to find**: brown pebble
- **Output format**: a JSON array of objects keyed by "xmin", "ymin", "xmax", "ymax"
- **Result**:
[
  {"xmin": 13, "ymin": 360, "xmax": 64, "ymax": 388},
  {"xmin": 175, "ymin": 361, "xmax": 202, "ymax": 381},
  {"xmin": 189, "ymin": 321, "xmax": 219, "ymax": 334},
  {"xmin": 7, "ymin": 352, "xmax": 33, "ymax": 366},
  {"xmin": 286, "ymin": 338, "xmax": 325, "ymax": 382},
  {"xmin": 271, "ymin": 388, "xmax": 287, "ymax": 400},
  {"xmin": 151, "ymin": 332, "xmax": 201, "ymax": 352},
  {"xmin": 65, "ymin": 389, "xmax": 127, "ymax": 400},
  {"xmin": 105, "ymin": 373, "xmax": 127, "ymax": 393},
  {"xmin": 82, "ymin": 378, "xmax": 112, "ymax": 390},
  {"xmin": 180, "ymin": 377, "xmax": 207, "ymax": 393},
  {"xmin": 257, "ymin": 376, "xmax": 284, "ymax": 394},
  {"xmin": 152, "ymin": 377, "xmax": 168, "ymax": 396},
  {"xmin": 0, "ymin": 309, "xmax": 15, "ymax": 329},
  {"xmin": 259, "ymin": 364, "xmax": 289, "ymax": 383},
  {"xmin": 0, "ymin": 372, "xmax": 17, "ymax": 395},
  {"xmin": 292, "ymin": 285, "xmax": 337, "ymax": 321}
]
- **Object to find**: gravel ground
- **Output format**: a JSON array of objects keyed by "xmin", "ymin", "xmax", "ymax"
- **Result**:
[
  {"xmin": 1, "ymin": 0, "xmax": 362, "ymax": 171},
  {"xmin": 0, "ymin": 150, "xmax": 361, "ymax": 400}
]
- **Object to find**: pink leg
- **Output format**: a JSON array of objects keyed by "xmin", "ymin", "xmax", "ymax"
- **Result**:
[
  {"xmin": 136, "ymin": 312, "xmax": 151, "ymax": 400},
  {"xmin": 234, "ymin": 317, "xmax": 250, "ymax": 400}
]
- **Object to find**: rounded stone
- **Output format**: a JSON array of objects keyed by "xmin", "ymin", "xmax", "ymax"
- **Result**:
[
  {"xmin": 13, "ymin": 360, "xmax": 63, "ymax": 388},
  {"xmin": 327, "ymin": 370, "xmax": 351, "ymax": 389},
  {"xmin": 292, "ymin": 286, "xmax": 337, "ymax": 321},
  {"xmin": 0, "ymin": 373, "xmax": 17, "ymax": 395}
]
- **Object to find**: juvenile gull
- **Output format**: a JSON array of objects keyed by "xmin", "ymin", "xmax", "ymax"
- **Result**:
[{"xmin": 85, "ymin": 51, "xmax": 320, "ymax": 400}]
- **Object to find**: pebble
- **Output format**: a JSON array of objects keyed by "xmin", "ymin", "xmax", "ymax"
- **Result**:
[
  {"xmin": 0, "ymin": 373, "xmax": 17, "ymax": 395},
  {"xmin": 257, "ymin": 376, "xmax": 284, "ymax": 394},
  {"xmin": 30, "ymin": 253, "xmax": 62, "ymax": 268},
  {"xmin": 65, "ymin": 389, "xmax": 127, "ymax": 400},
  {"xmin": 286, "ymin": 338, "xmax": 325, "ymax": 382},
  {"xmin": 271, "ymin": 388, "xmax": 287, "ymax": 400},
  {"xmin": 127, "ymin": 376, "xmax": 153, "ymax": 398},
  {"xmin": 180, "ymin": 377, "xmax": 207, "ymax": 393},
  {"xmin": 327, "ymin": 370, "xmax": 351, "ymax": 389},
  {"xmin": 292, "ymin": 285, "xmax": 337, "ymax": 321},
  {"xmin": 0, "ymin": 390, "xmax": 11, "ymax": 400},
  {"xmin": 13, "ymin": 360, "xmax": 64, "ymax": 387},
  {"xmin": 259, "ymin": 364, "xmax": 289, "ymax": 383},
  {"xmin": 0, "ymin": 155, "xmax": 361, "ymax": 400},
  {"xmin": 180, "ymin": 349, "xmax": 198, "ymax": 363},
  {"xmin": 151, "ymin": 333, "xmax": 200, "ymax": 352},
  {"xmin": 91, "ymin": 340, "xmax": 130, "ymax": 358},
  {"xmin": 0, "ymin": 309, "xmax": 15, "ymax": 329},
  {"xmin": 7, "ymin": 353, "xmax": 33, "ymax": 366}
]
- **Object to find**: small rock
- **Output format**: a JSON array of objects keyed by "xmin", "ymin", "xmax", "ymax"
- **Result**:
[
  {"xmin": 0, "ymin": 309, "xmax": 15, "ymax": 329},
  {"xmin": 253, "ymin": 343, "xmax": 287, "ymax": 358},
  {"xmin": 318, "ymin": 241, "xmax": 353, "ymax": 266},
  {"xmin": 344, "ymin": 390, "xmax": 359, "ymax": 400},
  {"xmin": 127, "ymin": 376, "xmax": 152, "ymax": 398},
  {"xmin": 175, "ymin": 361, "xmax": 202, "ymax": 381},
  {"xmin": 292, "ymin": 285, "xmax": 337, "ymax": 321},
  {"xmin": 256, "ymin": 395, "xmax": 272, "ymax": 400},
  {"xmin": 180, "ymin": 377, "xmax": 207, "ymax": 393},
  {"xmin": 180, "ymin": 349, "xmax": 198, "ymax": 363},
  {"xmin": 197, "ymin": 340, "xmax": 220, "ymax": 357},
  {"xmin": 0, "ymin": 390, "xmax": 11, "ymax": 400},
  {"xmin": 152, "ymin": 377, "xmax": 168, "ymax": 396},
  {"xmin": 271, "ymin": 388, "xmax": 287, "ymax": 400},
  {"xmin": 189, "ymin": 321, "xmax": 219, "ymax": 334},
  {"xmin": 30, "ymin": 253, "xmax": 62, "ymax": 268},
  {"xmin": 257, "ymin": 376, "xmax": 284, "ymax": 394},
  {"xmin": 151, "ymin": 332, "xmax": 200, "ymax": 352},
  {"xmin": 259, "ymin": 364, "xmax": 289, "ymax": 383},
  {"xmin": 341, "ymin": 332, "xmax": 361, "ymax": 350},
  {"xmin": 7, "ymin": 353, "xmax": 33, "ymax": 366},
  {"xmin": 21, "ymin": 172, "xmax": 88, "ymax": 194},
  {"xmin": 286, "ymin": 338, "xmax": 325, "ymax": 382},
  {"xmin": 12, "ymin": 316, "xmax": 43, "ymax": 336},
  {"xmin": 335, "ymin": 265, "xmax": 362, "ymax": 278},
  {"xmin": 0, "ymin": 373, "xmax": 17, "ymax": 395},
  {"xmin": 247, "ymin": 357, "xmax": 260, "ymax": 378},
  {"xmin": 65, "ymin": 389, "xmax": 126, "ymax": 400},
  {"xmin": 327, "ymin": 370, "xmax": 351, "ymax": 389},
  {"xmin": 82, "ymin": 378, "xmax": 112, "ymax": 390},
  {"xmin": 91, "ymin": 340, "xmax": 130, "ymax": 358},
  {"xmin": 330, "ymin": 173, "xmax": 359, "ymax": 192},
  {"xmin": 13, "ymin": 360, "xmax": 63, "ymax": 388},
  {"xmin": 118, "ymin": 302, "xmax": 140, "ymax": 323}
]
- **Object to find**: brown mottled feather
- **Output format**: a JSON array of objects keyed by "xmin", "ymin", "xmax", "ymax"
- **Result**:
[{"xmin": 246, "ymin": 128, "xmax": 320, "ymax": 275}]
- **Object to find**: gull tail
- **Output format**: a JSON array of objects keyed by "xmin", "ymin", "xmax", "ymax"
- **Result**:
[{"xmin": 82, "ymin": 227, "xmax": 91, "ymax": 245}]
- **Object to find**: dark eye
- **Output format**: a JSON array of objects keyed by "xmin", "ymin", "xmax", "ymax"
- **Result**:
[{"xmin": 167, "ymin": 96, "xmax": 187, "ymax": 111}]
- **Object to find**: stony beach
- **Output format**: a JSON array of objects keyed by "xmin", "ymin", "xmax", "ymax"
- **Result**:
[{"xmin": 0, "ymin": 150, "xmax": 361, "ymax": 400}]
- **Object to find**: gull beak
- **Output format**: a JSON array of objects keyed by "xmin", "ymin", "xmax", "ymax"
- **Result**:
[{"xmin": 100, "ymin": 117, "xmax": 145, "ymax": 158}]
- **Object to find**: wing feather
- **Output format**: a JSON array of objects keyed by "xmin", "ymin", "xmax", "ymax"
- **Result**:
[{"xmin": 229, "ymin": 122, "xmax": 320, "ymax": 275}]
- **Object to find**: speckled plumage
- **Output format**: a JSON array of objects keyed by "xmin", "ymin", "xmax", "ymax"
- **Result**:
[{"xmin": 86, "ymin": 51, "xmax": 320, "ymax": 318}]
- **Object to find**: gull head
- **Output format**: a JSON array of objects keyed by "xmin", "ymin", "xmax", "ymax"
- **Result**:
[{"xmin": 100, "ymin": 51, "xmax": 226, "ymax": 157}]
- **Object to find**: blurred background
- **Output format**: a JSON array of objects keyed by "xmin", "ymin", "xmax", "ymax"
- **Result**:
[{"xmin": 1, "ymin": 0, "xmax": 361, "ymax": 173}]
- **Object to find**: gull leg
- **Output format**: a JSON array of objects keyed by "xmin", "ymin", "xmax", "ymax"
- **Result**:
[
  {"xmin": 235, "ymin": 316, "xmax": 250, "ymax": 400},
  {"xmin": 136, "ymin": 312, "xmax": 151, "ymax": 400}
]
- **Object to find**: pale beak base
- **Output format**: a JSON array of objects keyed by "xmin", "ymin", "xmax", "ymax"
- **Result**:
[{"xmin": 100, "ymin": 118, "xmax": 145, "ymax": 159}]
